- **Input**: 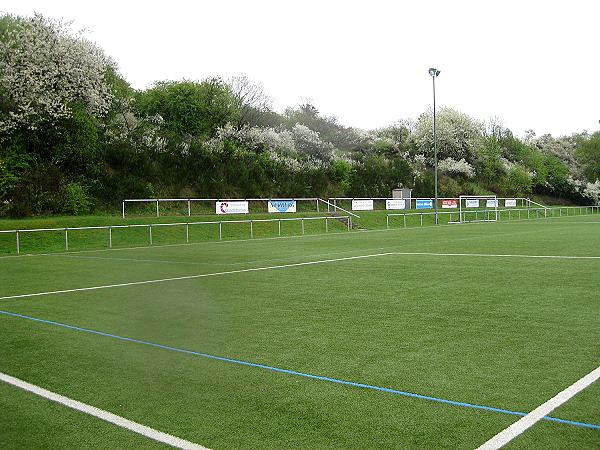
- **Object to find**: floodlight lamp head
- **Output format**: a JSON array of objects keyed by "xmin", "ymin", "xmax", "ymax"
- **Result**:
[{"xmin": 429, "ymin": 68, "xmax": 440, "ymax": 77}]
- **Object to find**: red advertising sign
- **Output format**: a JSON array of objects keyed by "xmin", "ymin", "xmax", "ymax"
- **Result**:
[{"xmin": 442, "ymin": 199, "xmax": 458, "ymax": 209}]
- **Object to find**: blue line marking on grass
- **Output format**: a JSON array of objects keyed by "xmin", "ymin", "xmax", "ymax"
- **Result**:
[{"xmin": 1, "ymin": 309, "xmax": 599, "ymax": 431}]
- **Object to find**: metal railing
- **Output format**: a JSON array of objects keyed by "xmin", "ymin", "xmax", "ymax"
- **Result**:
[
  {"xmin": 122, "ymin": 197, "xmax": 324, "ymax": 218},
  {"xmin": 0, "ymin": 216, "xmax": 351, "ymax": 255},
  {"xmin": 386, "ymin": 206, "xmax": 600, "ymax": 228}
]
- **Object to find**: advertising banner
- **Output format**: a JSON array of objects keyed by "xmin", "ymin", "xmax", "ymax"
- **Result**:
[
  {"xmin": 465, "ymin": 199, "xmax": 480, "ymax": 208},
  {"xmin": 416, "ymin": 199, "xmax": 433, "ymax": 209},
  {"xmin": 486, "ymin": 199, "xmax": 499, "ymax": 207},
  {"xmin": 268, "ymin": 200, "xmax": 297, "ymax": 213},
  {"xmin": 352, "ymin": 199, "xmax": 374, "ymax": 211},
  {"xmin": 385, "ymin": 199, "xmax": 406, "ymax": 210},
  {"xmin": 216, "ymin": 201, "xmax": 249, "ymax": 215},
  {"xmin": 442, "ymin": 199, "xmax": 458, "ymax": 209},
  {"xmin": 505, "ymin": 199, "xmax": 517, "ymax": 207}
]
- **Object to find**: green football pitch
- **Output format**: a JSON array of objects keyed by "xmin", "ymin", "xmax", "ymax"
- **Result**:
[{"xmin": 1, "ymin": 215, "xmax": 599, "ymax": 448}]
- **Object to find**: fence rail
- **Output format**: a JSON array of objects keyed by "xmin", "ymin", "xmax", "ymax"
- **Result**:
[
  {"xmin": 122, "ymin": 196, "xmax": 533, "ymax": 218},
  {"xmin": 0, "ymin": 216, "xmax": 351, "ymax": 255},
  {"xmin": 122, "ymin": 197, "xmax": 324, "ymax": 218},
  {"xmin": 386, "ymin": 206, "xmax": 600, "ymax": 228}
]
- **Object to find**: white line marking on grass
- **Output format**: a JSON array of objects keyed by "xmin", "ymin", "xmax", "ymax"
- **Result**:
[
  {"xmin": 0, "ymin": 372, "xmax": 209, "ymax": 450},
  {"xmin": 0, "ymin": 252, "xmax": 398, "ymax": 301},
  {"xmin": 4, "ymin": 251, "xmax": 600, "ymax": 300},
  {"xmin": 477, "ymin": 365, "xmax": 600, "ymax": 450},
  {"xmin": 2, "ymin": 251, "xmax": 600, "ymax": 302}
]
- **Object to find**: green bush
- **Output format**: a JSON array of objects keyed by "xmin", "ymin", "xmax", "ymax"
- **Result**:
[{"xmin": 62, "ymin": 182, "xmax": 92, "ymax": 215}]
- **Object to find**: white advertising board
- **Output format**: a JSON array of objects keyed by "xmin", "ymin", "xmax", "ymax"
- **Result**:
[
  {"xmin": 352, "ymin": 199, "xmax": 374, "ymax": 211},
  {"xmin": 486, "ymin": 199, "xmax": 499, "ymax": 207},
  {"xmin": 268, "ymin": 200, "xmax": 297, "ymax": 213},
  {"xmin": 465, "ymin": 199, "xmax": 480, "ymax": 208},
  {"xmin": 505, "ymin": 199, "xmax": 517, "ymax": 207},
  {"xmin": 385, "ymin": 199, "xmax": 406, "ymax": 210},
  {"xmin": 216, "ymin": 201, "xmax": 249, "ymax": 215}
]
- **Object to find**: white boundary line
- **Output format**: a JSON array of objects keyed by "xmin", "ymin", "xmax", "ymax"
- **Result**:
[
  {"xmin": 2, "ymin": 251, "xmax": 600, "ymax": 302},
  {"xmin": 477, "ymin": 365, "xmax": 600, "ymax": 449},
  {"xmin": 0, "ymin": 372, "xmax": 209, "ymax": 449},
  {"xmin": 0, "ymin": 252, "xmax": 397, "ymax": 301}
]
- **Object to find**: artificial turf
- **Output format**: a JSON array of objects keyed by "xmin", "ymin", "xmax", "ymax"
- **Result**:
[{"xmin": 0, "ymin": 215, "xmax": 599, "ymax": 448}]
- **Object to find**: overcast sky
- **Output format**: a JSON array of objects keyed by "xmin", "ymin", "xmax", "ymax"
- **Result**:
[{"xmin": 2, "ymin": 0, "xmax": 599, "ymax": 136}]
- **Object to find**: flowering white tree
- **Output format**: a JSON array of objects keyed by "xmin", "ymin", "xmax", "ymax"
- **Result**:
[
  {"xmin": 291, "ymin": 123, "xmax": 334, "ymax": 162},
  {"xmin": 582, "ymin": 180, "xmax": 600, "ymax": 205},
  {"xmin": 414, "ymin": 108, "xmax": 483, "ymax": 163},
  {"xmin": 0, "ymin": 14, "xmax": 114, "ymax": 135},
  {"xmin": 438, "ymin": 157, "xmax": 475, "ymax": 178},
  {"xmin": 213, "ymin": 123, "xmax": 295, "ymax": 154},
  {"xmin": 104, "ymin": 97, "xmax": 167, "ymax": 154}
]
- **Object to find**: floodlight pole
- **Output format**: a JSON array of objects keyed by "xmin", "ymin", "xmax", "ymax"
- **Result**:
[{"xmin": 429, "ymin": 68, "xmax": 441, "ymax": 224}]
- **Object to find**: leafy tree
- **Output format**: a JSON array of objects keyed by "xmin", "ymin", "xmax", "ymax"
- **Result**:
[
  {"xmin": 350, "ymin": 154, "xmax": 413, "ymax": 197},
  {"xmin": 577, "ymin": 131, "xmax": 600, "ymax": 182},
  {"xmin": 474, "ymin": 137, "xmax": 504, "ymax": 187},
  {"xmin": 136, "ymin": 79, "xmax": 239, "ymax": 139},
  {"xmin": 0, "ymin": 13, "xmax": 113, "ymax": 214},
  {"xmin": 502, "ymin": 166, "xmax": 533, "ymax": 197},
  {"xmin": 329, "ymin": 159, "xmax": 355, "ymax": 195}
]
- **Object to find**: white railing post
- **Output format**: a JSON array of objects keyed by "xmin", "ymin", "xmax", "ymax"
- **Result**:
[
  {"xmin": 301, "ymin": 218, "xmax": 304, "ymax": 235},
  {"xmin": 65, "ymin": 228, "xmax": 69, "ymax": 251},
  {"xmin": 186, "ymin": 223, "xmax": 189, "ymax": 243},
  {"xmin": 219, "ymin": 222, "xmax": 222, "ymax": 240},
  {"xmin": 156, "ymin": 200, "xmax": 159, "ymax": 218},
  {"xmin": 250, "ymin": 220, "xmax": 253, "ymax": 238},
  {"xmin": 278, "ymin": 219, "xmax": 281, "ymax": 236},
  {"xmin": 149, "ymin": 224, "xmax": 153, "ymax": 245},
  {"xmin": 16, "ymin": 230, "xmax": 20, "ymax": 255},
  {"xmin": 188, "ymin": 200, "xmax": 191, "ymax": 216},
  {"xmin": 325, "ymin": 217, "xmax": 329, "ymax": 233},
  {"xmin": 122, "ymin": 201, "xmax": 125, "ymax": 219},
  {"xmin": 316, "ymin": 198, "xmax": 319, "ymax": 212},
  {"xmin": 403, "ymin": 214, "xmax": 407, "ymax": 228},
  {"xmin": 109, "ymin": 226, "xmax": 112, "ymax": 248},
  {"xmin": 386, "ymin": 215, "xmax": 389, "ymax": 229}
]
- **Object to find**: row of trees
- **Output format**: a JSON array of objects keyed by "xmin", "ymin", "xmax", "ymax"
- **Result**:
[{"xmin": 1, "ymin": 14, "xmax": 599, "ymax": 216}]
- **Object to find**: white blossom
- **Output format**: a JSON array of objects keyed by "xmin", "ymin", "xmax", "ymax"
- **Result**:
[
  {"xmin": 0, "ymin": 14, "xmax": 114, "ymax": 135},
  {"xmin": 104, "ymin": 98, "xmax": 167, "ymax": 153},
  {"xmin": 582, "ymin": 180, "xmax": 600, "ymax": 205},
  {"xmin": 414, "ymin": 108, "xmax": 483, "ymax": 163},
  {"xmin": 291, "ymin": 123, "xmax": 334, "ymax": 162},
  {"xmin": 214, "ymin": 123, "xmax": 295, "ymax": 154},
  {"xmin": 438, "ymin": 157, "xmax": 475, "ymax": 178}
]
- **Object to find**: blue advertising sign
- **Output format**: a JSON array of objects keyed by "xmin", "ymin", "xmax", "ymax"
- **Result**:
[
  {"xmin": 416, "ymin": 199, "xmax": 433, "ymax": 209},
  {"xmin": 268, "ymin": 200, "xmax": 297, "ymax": 213}
]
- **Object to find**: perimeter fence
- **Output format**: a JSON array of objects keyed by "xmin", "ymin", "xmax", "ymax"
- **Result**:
[
  {"xmin": 0, "ymin": 216, "xmax": 351, "ymax": 256},
  {"xmin": 386, "ymin": 206, "xmax": 600, "ymax": 228}
]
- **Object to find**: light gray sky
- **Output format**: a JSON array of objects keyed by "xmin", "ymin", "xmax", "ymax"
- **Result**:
[{"xmin": 2, "ymin": 0, "xmax": 599, "ymax": 136}]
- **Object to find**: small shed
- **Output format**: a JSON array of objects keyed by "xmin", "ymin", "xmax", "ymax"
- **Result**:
[{"xmin": 392, "ymin": 188, "xmax": 412, "ymax": 200}]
